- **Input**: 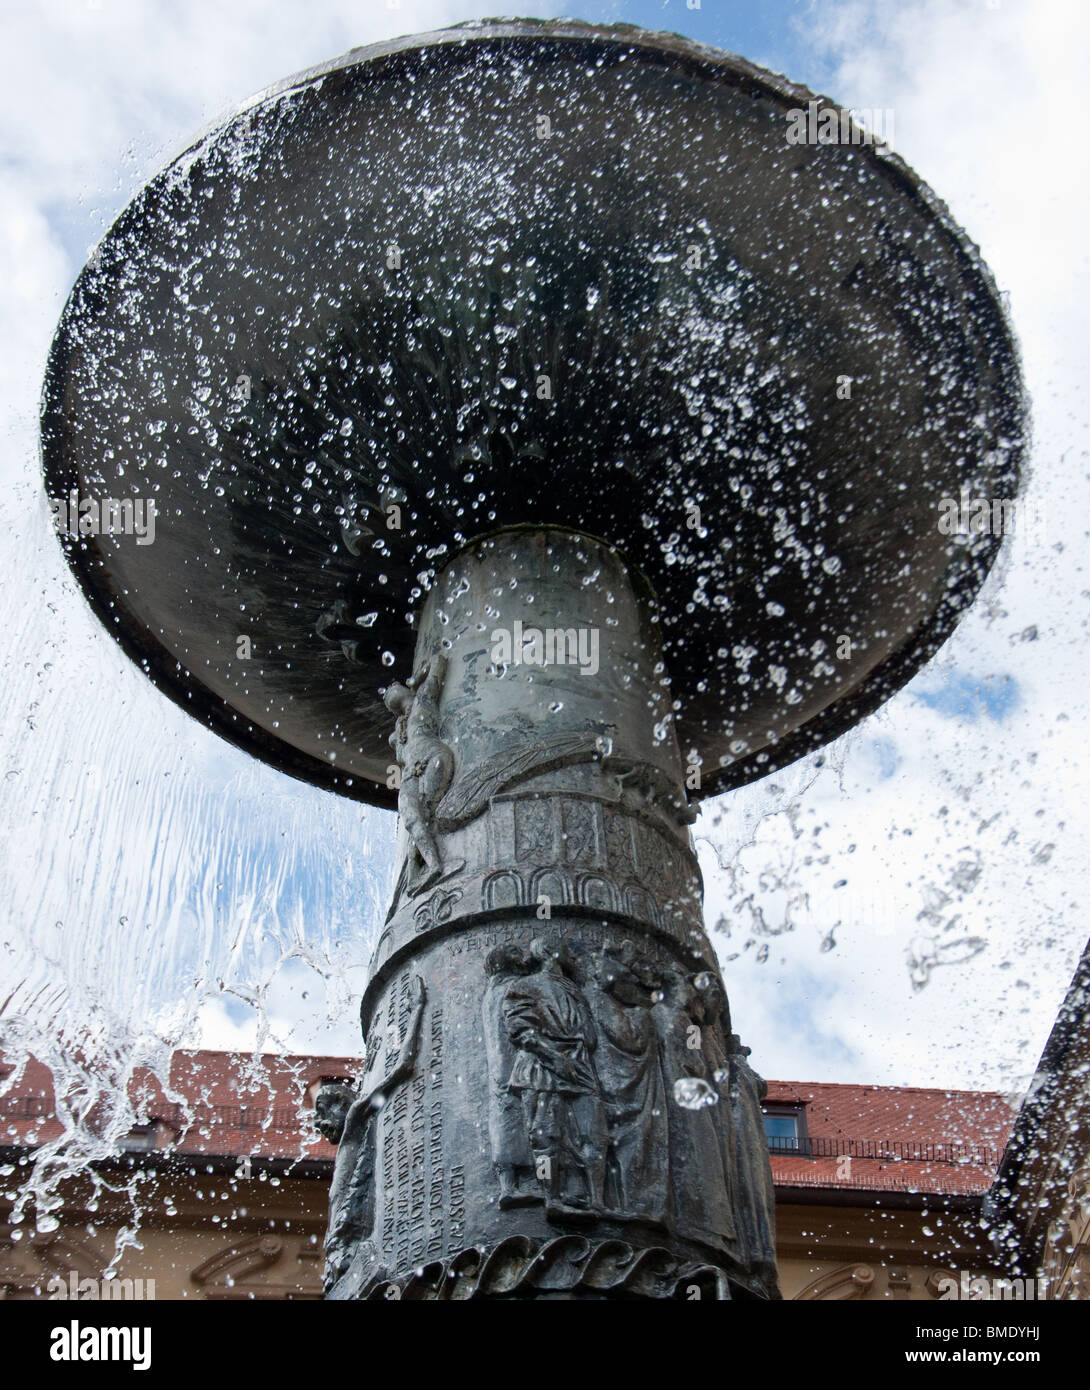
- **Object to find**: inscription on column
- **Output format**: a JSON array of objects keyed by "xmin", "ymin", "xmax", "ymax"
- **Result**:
[
  {"xmin": 449, "ymin": 1165, "xmax": 466, "ymax": 1249},
  {"xmin": 426, "ymin": 1005, "xmax": 445, "ymax": 1257}
]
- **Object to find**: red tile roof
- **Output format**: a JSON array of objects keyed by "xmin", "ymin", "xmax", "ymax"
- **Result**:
[
  {"xmin": 0, "ymin": 1051, "xmax": 357, "ymax": 1165},
  {"xmin": 1, "ymin": 1054, "xmax": 1013, "ymax": 1196},
  {"xmin": 765, "ymin": 1079, "xmax": 1013, "ymax": 1195}
]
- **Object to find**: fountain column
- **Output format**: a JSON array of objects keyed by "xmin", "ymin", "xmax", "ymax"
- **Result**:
[{"xmin": 317, "ymin": 527, "xmax": 778, "ymax": 1301}]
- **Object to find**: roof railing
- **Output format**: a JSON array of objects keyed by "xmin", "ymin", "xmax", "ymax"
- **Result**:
[{"xmin": 765, "ymin": 1135, "xmax": 1002, "ymax": 1167}]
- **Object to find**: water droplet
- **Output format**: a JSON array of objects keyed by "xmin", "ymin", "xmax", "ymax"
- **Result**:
[{"xmin": 674, "ymin": 1077, "xmax": 718, "ymax": 1110}]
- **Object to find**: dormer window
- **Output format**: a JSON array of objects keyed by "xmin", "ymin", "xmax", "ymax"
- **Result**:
[{"xmin": 762, "ymin": 1104, "xmax": 811, "ymax": 1156}]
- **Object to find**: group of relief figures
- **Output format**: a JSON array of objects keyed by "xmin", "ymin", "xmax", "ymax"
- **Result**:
[{"xmin": 483, "ymin": 937, "xmax": 777, "ymax": 1286}]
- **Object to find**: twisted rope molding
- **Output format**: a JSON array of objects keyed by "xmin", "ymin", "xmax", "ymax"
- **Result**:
[{"xmin": 358, "ymin": 1234, "xmax": 754, "ymax": 1300}]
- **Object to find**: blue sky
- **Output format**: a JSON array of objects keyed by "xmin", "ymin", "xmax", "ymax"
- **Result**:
[
  {"xmin": 575, "ymin": 0, "xmax": 836, "ymax": 82},
  {"xmin": 915, "ymin": 672, "xmax": 1019, "ymax": 724}
]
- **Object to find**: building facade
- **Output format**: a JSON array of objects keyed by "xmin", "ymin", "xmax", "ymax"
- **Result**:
[
  {"xmin": 987, "ymin": 935, "xmax": 1090, "ymax": 1300},
  {"xmin": 0, "ymin": 1050, "xmax": 1017, "ymax": 1300}
]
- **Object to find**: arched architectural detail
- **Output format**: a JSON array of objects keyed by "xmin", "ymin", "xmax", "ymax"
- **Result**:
[
  {"xmin": 529, "ymin": 867, "xmax": 574, "ymax": 909},
  {"xmin": 482, "ymin": 869, "xmax": 525, "ymax": 911},
  {"xmin": 575, "ymin": 873, "xmax": 620, "ymax": 913},
  {"xmin": 793, "ymin": 1264, "xmax": 876, "ymax": 1301}
]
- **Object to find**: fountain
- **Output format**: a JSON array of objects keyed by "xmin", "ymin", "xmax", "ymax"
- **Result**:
[{"xmin": 40, "ymin": 20, "xmax": 1024, "ymax": 1299}]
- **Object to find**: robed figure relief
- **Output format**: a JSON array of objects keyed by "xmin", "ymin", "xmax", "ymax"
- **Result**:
[
  {"xmin": 589, "ymin": 943, "xmax": 669, "ymax": 1225},
  {"xmin": 315, "ymin": 975, "xmax": 426, "ymax": 1295},
  {"xmin": 499, "ymin": 939, "xmax": 608, "ymax": 1221},
  {"xmin": 654, "ymin": 968, "xmax": 736, "ymax": 1250},
  {"xmin": 482, "ymin": 945, "xmax": 537, "ymax": 1208}
]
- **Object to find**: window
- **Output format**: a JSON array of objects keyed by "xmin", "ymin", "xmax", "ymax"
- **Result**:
[
  {"xmin": 119, "ymin": 1124, "xmax": 157, "ymax": 1152},
  {"xmin": 762, "ymin": 1105, "xmax": 811, "ymax": 1156},
  {"xmin": 118, "ymin": 1117, "xmax": 178, "ymax": 1152}
]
